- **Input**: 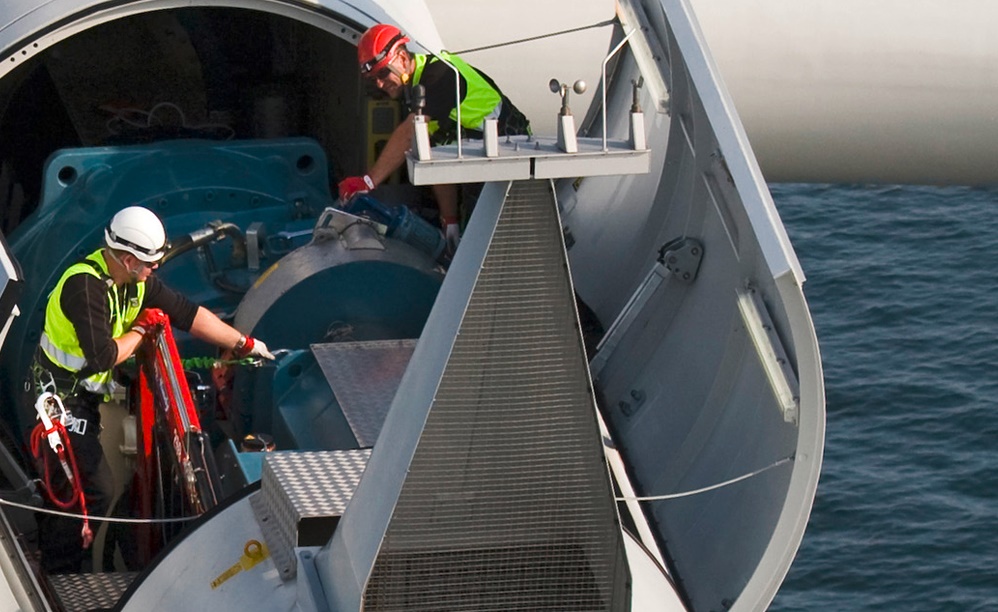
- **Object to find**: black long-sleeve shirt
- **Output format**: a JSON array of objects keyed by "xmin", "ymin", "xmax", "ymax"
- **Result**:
[{"xmin": 59, "ymin": 273, "xmax": 198, "ymax": 374}]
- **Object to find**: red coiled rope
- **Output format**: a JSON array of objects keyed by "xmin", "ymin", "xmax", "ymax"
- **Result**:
[{"xmin": 29, "ymin": 420, "xmax": 92, "ymax": 547}]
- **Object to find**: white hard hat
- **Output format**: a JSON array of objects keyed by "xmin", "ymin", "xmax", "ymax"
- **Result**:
[{"xmin": 104, "ymin": 206, "xmax": 168, "ymax": 262}]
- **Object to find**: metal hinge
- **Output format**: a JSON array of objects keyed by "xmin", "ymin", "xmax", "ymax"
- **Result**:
[{"xmin": 657, "ymin": 237, "xmax": 703, "ymax": 284}]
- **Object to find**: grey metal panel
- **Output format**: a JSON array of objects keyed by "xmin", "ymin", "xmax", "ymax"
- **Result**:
[
  {"xmin": 577, "ymin": 1, "xmax": 825, "ymax": 610},
  {"xmin": 532, "ymin": 143, "xmax": 650, "ymax": 179},
  {"xmin": 407, "ymin": 136, "xmax": 649, "ymax": 185},
  {"xmin": 312, "ymin": 340, "xmax": 416, "ymax": 447},
  {"xmin": 120, "ymin": 495, "xmax": 298, "ymax": 610}
]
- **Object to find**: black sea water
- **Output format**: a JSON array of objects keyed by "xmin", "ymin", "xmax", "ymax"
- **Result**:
[{"xmin": 766, "ymin": 185, "xmax": 998, "ymax": 611}]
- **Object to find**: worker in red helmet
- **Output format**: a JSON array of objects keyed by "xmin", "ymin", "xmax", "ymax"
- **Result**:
[{"xmin": 339, "ymin": 23, "xmax": 531, "ymax": 253}]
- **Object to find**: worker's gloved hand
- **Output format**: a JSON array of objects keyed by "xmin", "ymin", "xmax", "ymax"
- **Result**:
[
  {"xmin": 130, "ymin": 308, "xmax": 167, "ymax": 337},
  {"xmin": 338, "ymin": 175, "xmax": 375, "ymax": 202},
  {"xmin": 235, "ymin": 336, "xmax": 276, "ymax": 361},
  {"xmin": 443, "ymin": 217, "xmax": 461, "ymax": 254}
]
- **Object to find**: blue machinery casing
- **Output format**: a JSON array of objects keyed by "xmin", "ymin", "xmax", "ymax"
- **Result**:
[{"xmin": 1, "ymin": 138, "xmax": 444, "ymax": 452}]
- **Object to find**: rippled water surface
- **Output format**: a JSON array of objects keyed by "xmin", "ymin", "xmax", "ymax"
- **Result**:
[{"xmin": 768, "ymin": 185, "xmax": 998, "ymax": 611}]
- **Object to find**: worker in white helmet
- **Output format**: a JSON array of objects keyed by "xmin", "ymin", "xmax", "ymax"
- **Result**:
[{"xmin": 33, "ymin": 205, "xmax": 274, "ymax": 574}]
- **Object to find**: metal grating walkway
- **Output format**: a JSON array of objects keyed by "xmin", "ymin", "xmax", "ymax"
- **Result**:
[{"xmin": 364, "ymin": 180, "xmax": 630, "ymax": 611}]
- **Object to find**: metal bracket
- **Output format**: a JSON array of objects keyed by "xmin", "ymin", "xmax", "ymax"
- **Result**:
[
  {"xmin": 246, "ymin": 222, "xmax": 265, "ymax": 271},
  {"xmin": 590, "ymin": 237, "xmax": 704, "ymax": 379},
  {"xmin": 310, "ymin": 207, "xmax": 385, "ymax": 251},
  {"xmin": 657, "ymin": 237, "xmax": 704, "ymax": 284}
]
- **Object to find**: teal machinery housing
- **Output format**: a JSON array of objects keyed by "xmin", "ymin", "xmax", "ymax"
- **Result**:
[{"xmin": 1, "ymin": 137, "xmax": 444, "ymax": 490}]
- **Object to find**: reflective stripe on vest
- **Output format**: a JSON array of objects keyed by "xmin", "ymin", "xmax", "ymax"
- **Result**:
[
  {"xmin": 412, "ymin": 52, "xmax": 503, "ymax": 140},
  {"xmin": 42, "ymin": 248, "xmax": 145, "ymax": 397},
  {"xmin": 80, "ymin": 377, "xmax": 118, "ymax": 396},
  {"xmin": 39, "ymin": 332, "xmax": 87, "ymax": 371}
]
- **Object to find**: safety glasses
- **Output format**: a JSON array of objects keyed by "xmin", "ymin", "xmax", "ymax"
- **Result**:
[{"xmin": 368, "ymin": 66, "xmax": 393, "ymax": 81}]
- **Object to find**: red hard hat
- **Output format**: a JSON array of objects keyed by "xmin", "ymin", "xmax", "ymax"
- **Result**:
[{"xmin": 358, "ymin": 24, "xmax": 410, "ymax": 75}]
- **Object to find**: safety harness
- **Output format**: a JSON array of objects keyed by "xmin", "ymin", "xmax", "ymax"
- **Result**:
[{"xmin": 30, "ymin": 249, "xmax": 143, "ymax": 549}]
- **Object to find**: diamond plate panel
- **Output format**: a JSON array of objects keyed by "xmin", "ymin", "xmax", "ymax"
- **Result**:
[
  {"xmin": 312, "ymin": 340, "xmax": 415, "ymax": 447},
  {"xmin": 255, "ymin": 449, "xmax": 370, "ymax": 579},
  {"xmin": 49, "ymin": 572, "xmax": 137, "ymax": 611}
]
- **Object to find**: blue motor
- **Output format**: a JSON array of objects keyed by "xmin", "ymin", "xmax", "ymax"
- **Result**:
[{"xmin": 344, "ymin": 195, "xmax": 446, "ymax": 260}]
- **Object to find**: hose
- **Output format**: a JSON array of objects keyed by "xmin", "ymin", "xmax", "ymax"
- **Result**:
[
  {"xmin": 162, "ymin": 221, "xmax": 251, "ymax": 294},
  {"xmin": 180, "ymin": 356, "xmax": 259, "ymax": 369},
  {"xmin": 162, "ymin": 221, "xmax": 246, "ymax": 264}
]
